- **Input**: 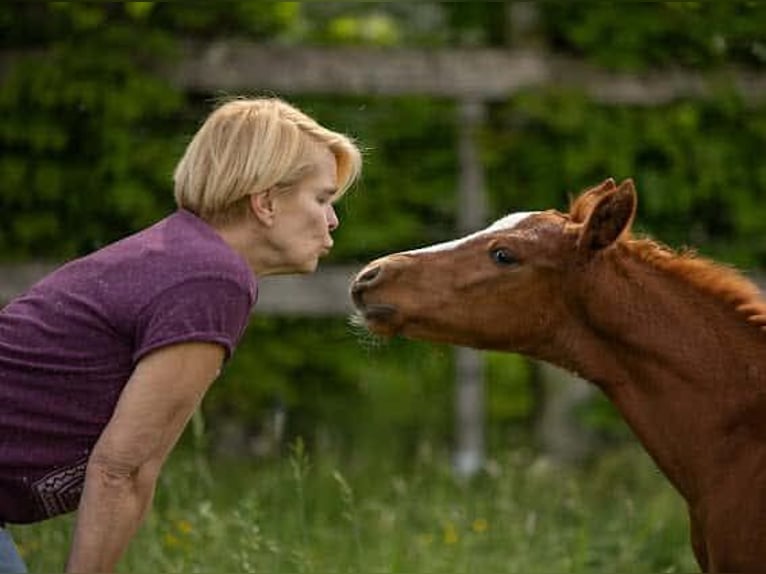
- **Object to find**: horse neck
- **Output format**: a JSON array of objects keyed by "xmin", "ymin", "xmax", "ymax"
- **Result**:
[{"xmin": 544, "ymin": 246, "xmax": 766, "ymax": 502}]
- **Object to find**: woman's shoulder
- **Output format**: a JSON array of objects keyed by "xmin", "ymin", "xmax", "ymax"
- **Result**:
[
  {"xmin": 45, "ymin": 211, "xmax": 255, "ymax": 306},
  {"xmin": 162, "ymin": 210, "xmax": 256, "ymax": 294}
]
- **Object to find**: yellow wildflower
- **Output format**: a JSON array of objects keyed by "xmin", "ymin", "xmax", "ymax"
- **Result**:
[
  {"xmin": 176, "ymin": 519, "xmax": 193, "ymax": 535},
  {"xmin": 164, "ymin": 533, "xmax": 180, "ymax": 548},
  {"xmin": 443, "ymin": 521, "xmax": 459, "ymax": 545},
  {"xmin": 16, "ymin": 539, "xmax": 39, "ymax": 558},
  {"xmin": 472, "ymin": 518, "xmax": 489, "ymax": 534}
]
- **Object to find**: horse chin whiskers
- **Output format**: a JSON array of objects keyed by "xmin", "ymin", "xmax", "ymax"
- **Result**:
[
  {"xmin": 347, "ymin": 313, "xmax": 388, "ymax": 350},
  {"xmin": 348, "ymin": 311, "xmax": 368, "ymax": 331}
]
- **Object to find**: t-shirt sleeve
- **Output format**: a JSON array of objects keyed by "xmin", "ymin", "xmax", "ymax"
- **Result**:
[{"xmin": 132, "ymin": 277, "xmax": 253, "ymax": 364}]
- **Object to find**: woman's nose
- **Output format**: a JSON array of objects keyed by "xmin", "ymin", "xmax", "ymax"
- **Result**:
[{"xmin": 326, "ymin": 205, "xmax": 339, "ymax": 232}]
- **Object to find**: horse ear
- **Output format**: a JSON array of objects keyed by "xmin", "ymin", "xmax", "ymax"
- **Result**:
[
  {"xmin": 569, "ymin": 178, "xmax": 618, "ymax": 223},
  {"xmin": 577, "ymin": 179, "xmax": 637, "ymax": 252},
  {"xmin": 588, "ymin": 177, "xmax": 617, "ymax": 195}
]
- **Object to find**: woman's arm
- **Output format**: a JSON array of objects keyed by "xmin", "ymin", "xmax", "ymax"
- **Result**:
[{"xmin": 65, "ymin": 341, "xmax": 225, "ymax": 573}]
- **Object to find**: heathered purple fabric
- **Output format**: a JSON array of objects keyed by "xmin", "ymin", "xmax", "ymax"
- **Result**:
[{"xmin": 0, "ymin": 210, "xmax": 256, "ymax": 523}]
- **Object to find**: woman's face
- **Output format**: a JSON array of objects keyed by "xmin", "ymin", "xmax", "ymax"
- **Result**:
[{"xmin": 268, "ymin": 145, "xmax": 340, "ymax": 273}]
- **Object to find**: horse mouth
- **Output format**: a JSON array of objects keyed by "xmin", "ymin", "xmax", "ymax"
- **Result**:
[
  {"xmin": 352, "ymin": 303, "xmax": 400, "ymax": 335},
  {"xmin": 358, "ymin": 303, "xmax": 397, "ymax": 322}
]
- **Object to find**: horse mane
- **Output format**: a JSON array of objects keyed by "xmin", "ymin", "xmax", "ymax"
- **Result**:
[{"xmin": 621, "ymin": 236, "xmax": 766, "ymax": 333}]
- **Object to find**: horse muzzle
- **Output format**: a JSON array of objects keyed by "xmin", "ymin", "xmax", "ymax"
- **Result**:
[{"xmin": 350, "ymin": 259, "xmax": 404, "ymax": 333}]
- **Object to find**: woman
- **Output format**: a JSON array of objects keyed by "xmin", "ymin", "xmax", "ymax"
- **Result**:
[{"xmin": 0, "ymin": 97, "xmax": 362, "ymax": 573}]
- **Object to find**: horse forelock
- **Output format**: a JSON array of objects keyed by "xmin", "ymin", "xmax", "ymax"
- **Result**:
[
  {"xmin": 625, "ymin": 238, "xmax": 766, "ymax": 332},
  {"xmin": 404, "ymin": 211, "xmax": 541, "ymax": 255},
  {"xmin": 486, "ymin": 211, "xmax": 542, "ymax": 232}
]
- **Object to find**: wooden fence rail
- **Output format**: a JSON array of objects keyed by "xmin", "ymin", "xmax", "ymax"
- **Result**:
[
  {"xmin": 4, "ymin": 43, "xmax": 766, "ymax": 105},
  {"xmin": 166, "ymin": 42, "xmax": 766, "ymax": 105},
  {"xmin": 0, "ymin": 263, "xmax": 362, "ymax": 316}
]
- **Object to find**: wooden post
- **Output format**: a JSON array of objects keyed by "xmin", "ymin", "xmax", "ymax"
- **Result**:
[{"xmin": 453, "ymin": 98, "xmax": 488, "ymax": 478}]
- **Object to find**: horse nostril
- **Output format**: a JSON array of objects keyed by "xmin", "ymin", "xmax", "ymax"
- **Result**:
[{"xmin": 356, "ymin": 265, "xmax": 382, "ymax": 288}]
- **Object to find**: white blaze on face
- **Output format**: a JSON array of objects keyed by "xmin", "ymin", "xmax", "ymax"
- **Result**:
[{"xmin": 404, "ymin": 211, "xmax": 540, "ymax": 254}]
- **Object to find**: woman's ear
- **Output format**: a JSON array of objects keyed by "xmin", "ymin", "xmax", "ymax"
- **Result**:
[{"xmin": 249, "ymin": 190, "xmax": 276, "ymax": 226}]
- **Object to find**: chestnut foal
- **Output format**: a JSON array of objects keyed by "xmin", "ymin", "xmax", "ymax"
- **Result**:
[{"xmin": 351, "ymin": 179, "xmax": 766, "ymax": 572}]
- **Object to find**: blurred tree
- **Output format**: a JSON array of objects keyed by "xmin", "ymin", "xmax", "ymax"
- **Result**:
[
  {"xmin": 540, "ymin": 1, "xmax": 766, "ymax": 70},
  {"xmin": 0, "ymin": 1, "xmax": 181, "ymax": 257}
]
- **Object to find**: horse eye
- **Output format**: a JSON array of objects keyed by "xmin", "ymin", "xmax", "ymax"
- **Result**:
[{"xmin": 490, "ymin": 248, "xmax": 519, "ymax": 266}]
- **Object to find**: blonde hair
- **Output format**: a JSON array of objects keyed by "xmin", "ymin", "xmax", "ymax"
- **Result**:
[{"xmin": 173, "ymin": 97, "xmax": 362, "ymax": 225}]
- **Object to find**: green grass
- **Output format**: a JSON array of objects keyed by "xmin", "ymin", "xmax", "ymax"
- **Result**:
[{"xmin": 9, "ymin": 442, "xmax": 697, "ymax": 573}]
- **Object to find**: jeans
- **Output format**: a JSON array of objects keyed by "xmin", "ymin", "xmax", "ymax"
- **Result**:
[{"xmin": 0, "ymin": 527, "xmax": 26, "ymax": 574}]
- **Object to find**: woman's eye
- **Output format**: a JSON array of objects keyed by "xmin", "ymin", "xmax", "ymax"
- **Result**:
[{"xmin": 490, "ymin": 248, "xmax": 519, "ymax": 266}]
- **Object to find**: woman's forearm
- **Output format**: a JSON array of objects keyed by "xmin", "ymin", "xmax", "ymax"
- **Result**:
[
  {"xmin": 64, "ymin": 343, "xmax": 224, "ymax": 572},
  {"xmin": 65, "ymin": 460, "xmax": 158, "ymax": 573}
]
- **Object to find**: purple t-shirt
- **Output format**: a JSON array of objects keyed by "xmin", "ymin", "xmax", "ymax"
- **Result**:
[{"xmin": 0, "ymin": 210, "xmax": 256, "ymax": 523}]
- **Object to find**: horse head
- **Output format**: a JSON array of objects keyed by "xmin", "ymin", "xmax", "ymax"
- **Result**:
[{"xmin": 351, "ymin": 178, "xmax": 637, "ymax": 354}]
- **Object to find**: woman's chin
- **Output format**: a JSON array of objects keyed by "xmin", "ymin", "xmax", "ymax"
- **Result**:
[
  {"xmin": 296, "ymin": 258, "xmax": 320, "ymax": 274},
  {"xmin": 265, "ymin": 258, "xmax": 319, "ymax": 276}
]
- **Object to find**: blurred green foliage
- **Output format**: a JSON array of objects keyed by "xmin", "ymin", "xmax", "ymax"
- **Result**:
[
  {"xmin": 206, "ymin": 317, "xmax": 458, "ymax": 460},
  {"xmin": 2, "ymin": 1, "xmax": 766, "ymax": 455},
  {"xmin": 0, "ymin": 1, "xmax": 183, "ymax": 257},
  {"xmin": 485, "ymin": 90, "xmax": 766, "ymax": 267},
  {"xmin": 541, "ymin": 1, "xmax": 766, "ymax": 70}
]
